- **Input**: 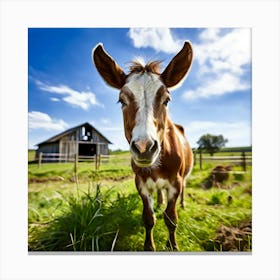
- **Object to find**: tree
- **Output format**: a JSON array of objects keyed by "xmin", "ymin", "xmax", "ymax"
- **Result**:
[{"xmin": 197, "ymin": 134, "xmax": 228, "ymax": 156}]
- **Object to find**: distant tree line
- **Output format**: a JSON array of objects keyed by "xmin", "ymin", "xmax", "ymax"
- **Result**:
[{"xmin": 197, "ymin": 134, "xmax": 228, "ymax": 156}]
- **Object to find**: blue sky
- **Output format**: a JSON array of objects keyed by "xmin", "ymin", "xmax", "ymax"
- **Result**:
[{"xmin": 28, "ymin": 28, "xmax": 251, "ymax": 151}]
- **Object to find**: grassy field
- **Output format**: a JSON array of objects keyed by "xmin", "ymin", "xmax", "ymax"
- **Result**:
[{"xmin": 28, "ymin": 150, "xmax": 252, "ymax": 252}]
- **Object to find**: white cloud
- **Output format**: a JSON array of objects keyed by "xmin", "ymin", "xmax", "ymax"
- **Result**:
[
  {"xmin": 128, "ymin": 28, "xmax": 182, "ymax": 53},
  {"xmin": 128, "ymin": 28, "xmax": 251, "ymax": 100},
  {"xmin": 35, "ymin": 80, "xmax": 103, "ymax": 110},
  {"xmin": 198, "ymin": 28, "xmax": 220, "ymax": 42},
  {"xmin": 195, "ymin": 29, "xmax": 251, "ymax": 73},
  {"xmin": 184, "ymin": 72, "xmax": 250, "ymax": 100},
  {"xmin": 185, "ymin": 120, "xmax": 251, "ymax": 148},
  {"xmin": 28, "ymin": 111, "xmax": 69, "ymax": 131},
  {"xmin": 183, "ymin": 28, "xmax": 251, "ymax": 100},
  {"xmin": 100, "ymin": 118, "xmax": 111, "ymax": 125}
]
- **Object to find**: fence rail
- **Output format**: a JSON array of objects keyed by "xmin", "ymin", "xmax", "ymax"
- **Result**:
[
  {"xmin": 193, "ymin": 151, "xmax": 252, "ymax": 171},
  {"xmin": 36, "ymin": 152, "xmax": 110, "ymax": 170},
  {"xmin": 36, "ymin": 151, "xmax": 252, "ymax": 172}
]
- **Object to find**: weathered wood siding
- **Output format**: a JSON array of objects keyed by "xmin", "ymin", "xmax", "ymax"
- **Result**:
[
  {"xmin": 59, "ymin": 135, "xmax": 78, "ymax": 160},
  {"xmin": 36, "ymin": 123, "xmax": 111, "ymax": 161},
  {"xmin": 36, "ymin": 142, "xmax": 59, "ymax": 158},
  {"xmin": 98, "ymin": 143, "xmax": 109, "ymax": 155}
]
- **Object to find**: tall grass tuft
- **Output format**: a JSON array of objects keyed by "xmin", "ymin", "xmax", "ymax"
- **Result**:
[
  {"xmin": 29, "ymin": 182, "xmax": 144, "ymax": 251},
  {"xmin": 29, "ymin": 184, "xmax": 115, "ymax": 251}
]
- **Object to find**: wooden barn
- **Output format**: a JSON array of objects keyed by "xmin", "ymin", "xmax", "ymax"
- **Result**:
[{"xmin": 36, "ymin": 122, "xmax": 112, "ymax": 161}]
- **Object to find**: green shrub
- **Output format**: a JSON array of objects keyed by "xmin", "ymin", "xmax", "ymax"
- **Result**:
[{"xmin": 207, "ymin": 192, "xmax": 226, "ymax": 205}]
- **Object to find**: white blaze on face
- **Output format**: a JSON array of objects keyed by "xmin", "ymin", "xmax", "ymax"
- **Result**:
[{"xmin": 125, "ymin": 72, "xmax": 163, "ymax": 143}]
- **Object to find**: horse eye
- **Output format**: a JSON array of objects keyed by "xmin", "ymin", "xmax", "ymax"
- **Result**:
[
  {"xmin": 163, "ymin": 97, "xmax": 171, "ymax": 106},
  {"xmin": 117, "ymin": 98, "xmax": 127, "ymax": 108}
]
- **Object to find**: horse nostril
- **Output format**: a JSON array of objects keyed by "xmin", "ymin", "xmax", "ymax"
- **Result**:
[
  {"xmin": 131, "ymin": 139, "xmax": 158, "ymax": 155},
  {"xmin": 149, "ymin": 140, "xmax": 158, "ymax": 153},
  {"xmin": 131, "ymin": 141, "xmax": 140, "ymax": 154}
]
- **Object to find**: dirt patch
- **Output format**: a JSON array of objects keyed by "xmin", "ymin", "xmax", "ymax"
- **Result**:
[
  {"xmin": 28, "ymin": 176, "xmax": 65, "ymax": 183},
  {"xmin": 29, "ymin": 175, "xmax": 133, "ymax": 184},
  {"xmin": 103, "ymin": 175, "xmax": 132, "ymax": 182},
  {"xmin": 213, "ymin": 220, "xmax": 252, "ymax": 251},
  {"xmin": 202, "ymin": 165, "xmax": 234, "ymax": 189}
]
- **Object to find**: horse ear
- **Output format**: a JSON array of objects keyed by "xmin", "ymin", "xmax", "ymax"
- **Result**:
[
  {"xmin": 92, "ymin": 43, "xmax": 127, "ymax": 89},
  {"xmin": 160, "ymin": 41, "xmax": 193, "ymax": 89}
]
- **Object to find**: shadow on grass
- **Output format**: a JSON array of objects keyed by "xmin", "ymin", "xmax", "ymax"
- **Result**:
[{"xmin": 29, "ymin": 185, "xmax": 144, "ymax": 252}]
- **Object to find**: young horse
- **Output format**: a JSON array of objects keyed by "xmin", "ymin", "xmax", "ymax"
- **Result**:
[{"xmin": 92, "ymin": 41, "xmax": 193, "ymax": 251}]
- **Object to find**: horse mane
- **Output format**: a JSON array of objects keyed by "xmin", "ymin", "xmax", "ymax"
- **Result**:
[
  {"xmin": 128, "ymin": 60, "xmax": 162, "ymax": 75},
  {"xmin": 175, "ymin": 124, "xmax": 185, "ymax": 135}
]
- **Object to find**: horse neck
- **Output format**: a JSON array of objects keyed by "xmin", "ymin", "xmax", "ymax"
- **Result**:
[{"xmin": 161, "ymin": 117, "xmax": 177, "ymax": 151}]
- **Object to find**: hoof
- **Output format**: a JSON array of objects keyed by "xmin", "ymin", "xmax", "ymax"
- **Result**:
[
  {"xmin": 166, "ymin": 240, "xmax": 179, "ymax": 251},
  {"xmin": 144, "ymin": 242, "xmax": 156, "ymax": 251}
]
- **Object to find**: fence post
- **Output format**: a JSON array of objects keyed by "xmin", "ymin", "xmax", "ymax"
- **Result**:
[
  {"xmin": 98, "ymin": 154, "xmax": 101, "ymax": 169},
  {"xmin": 241, "ymin": 152, "xmax": 246, "ymax": 171},
  {"xmin": 95, "ymin": 154, "xmax": 98, "ymax": 171},
  {"xmin": 193, "ymin": 149, "xmax": 196, "ymax": 166},
  {"xmin": 199, "ymin": 150, "xmax": 202, "ymax": 170},
  {"xmin": 74, "ymin": 153, "xmax": 78, "ymax": 182},
  {"xmin": 38, "ymin": 152, "xmax": 43, "ymax": 168}
]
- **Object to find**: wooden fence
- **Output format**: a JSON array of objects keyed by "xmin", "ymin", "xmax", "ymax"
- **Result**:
[
  {"xmin": 193, "ymin": 151, "xmax": 252, "ymax": 171},
  {"xmin": 37, "ymin": 152, "xmax": 109, "ymax": 170},
  {"xmin": 36, "ymin": 150, "xmax": 252, "ymax": 172}
]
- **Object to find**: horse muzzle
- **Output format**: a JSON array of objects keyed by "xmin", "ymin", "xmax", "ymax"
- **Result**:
[{"xmin": 130, "ymin": 138, "xmax": 160, "ymax": 167}]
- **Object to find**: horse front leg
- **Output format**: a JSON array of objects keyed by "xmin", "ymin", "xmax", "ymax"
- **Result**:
[
  {"xmin": 164, "ymin": 180, "xmax": 181, "ymax": 251},
  {"xmin": 142, "ymin": 194, "xmax": 156, "ymax": 251},
  {"xmin": 136, "ymin": 178, "xmax": 156, "ymax": 251}
]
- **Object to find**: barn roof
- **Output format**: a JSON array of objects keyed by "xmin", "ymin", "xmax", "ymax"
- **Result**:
[{"xmin": 36, "ymin": 122, "xmax": 112, "ymax": 145}]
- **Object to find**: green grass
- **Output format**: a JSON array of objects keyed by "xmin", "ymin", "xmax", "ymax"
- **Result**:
[
  {"xmin": 28, "ymin": 152, "xmax": 252, "ymax": 252},
  {"xmin": 28, "ymin": 153, "xmax": 132, "ymax": 182},
  {"xmin": 28, "ymin": 149, "xmax": 36, "ymax": 162}
]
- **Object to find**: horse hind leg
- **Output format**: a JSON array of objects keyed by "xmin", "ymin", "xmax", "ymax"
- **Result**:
[
  {"xmin": 180, "ymin": 176, "xmax": 187, "ymax": 209},
  {"xmin": 180, "ymin": 187, "xmax": 185, "ymax": 209}
]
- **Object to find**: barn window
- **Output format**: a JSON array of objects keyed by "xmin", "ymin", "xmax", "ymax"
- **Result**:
[{"xmin": 81, "ymin": 126, "xmax": 92, "ymax": 141}]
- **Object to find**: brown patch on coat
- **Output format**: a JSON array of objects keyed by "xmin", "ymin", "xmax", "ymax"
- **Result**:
[
  {"xmin": 119, "ymin": 88, "xmax": 138, "ymax": 143},
  {"xmin": 153, "ymin": 86, "xmax": 170, "ymax": 142},
  {"xmin": 132, "ymin": 118, "xmax": 193, "ymax": 183}
]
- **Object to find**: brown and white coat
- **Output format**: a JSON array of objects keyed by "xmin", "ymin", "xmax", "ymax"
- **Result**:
[{"xmin": 92, "ymin": 41, "xmax": 194, "ymax": 251}]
